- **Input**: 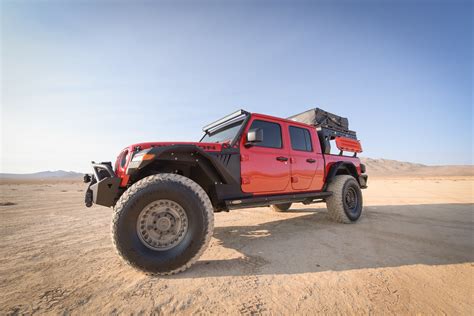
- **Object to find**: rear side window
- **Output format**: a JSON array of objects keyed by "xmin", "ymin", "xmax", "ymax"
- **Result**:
[
  {"xmin": 249, "ymin": 120, "xmax": 282, "ymax": 148},
  {"xmin": 289, "ymin": 126, "xmax": 313, "ymax": 152}
]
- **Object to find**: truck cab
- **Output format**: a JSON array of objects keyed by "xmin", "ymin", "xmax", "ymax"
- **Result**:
[{"xmin": 239, "ymin": 113, "xmax": 325, "ymax": 194}]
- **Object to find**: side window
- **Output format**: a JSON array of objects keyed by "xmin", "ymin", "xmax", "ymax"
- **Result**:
[
  {"xmin": 289, "ymin": 126, "xmax": 313, "ymax": 152},
  {"xmin": 304, "ymin": 130, "xmax": 313, "ymax": 151},
  {"xmin": 249, "ymin": 120, "xmax": 282, "ymax": 148},
  {"xmin": 329, "ymin": 139, "xmax": 339, "ymax": 155}
]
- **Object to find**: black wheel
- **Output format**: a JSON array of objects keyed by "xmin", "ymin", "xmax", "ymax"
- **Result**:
[
  {"xmin": 271, "ymin": 203, "xmax": 292, "ymax": 212},
  {"xmin": 112, "ymin": 174, "xmax": 214, "ymax": 275},
  {"xmin": 326, "ymin": 175, "xmax": 363, "ymax": 223}
]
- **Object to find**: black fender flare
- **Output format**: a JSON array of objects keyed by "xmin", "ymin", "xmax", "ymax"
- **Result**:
[
  {"xmin": 324, "ymin": 161, "xmax": 360, "ymax": 190},
  {"xmin": 127, "ymin": 145, "xmax": 239, "ymax": 185}
]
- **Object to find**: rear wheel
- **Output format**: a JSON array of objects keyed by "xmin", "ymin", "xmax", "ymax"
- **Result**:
[
  {"xmin": 271, "ymin": 203, "xmax": 292, "ymax": 212},
  {"xmin": 112, "ymin": 173, "xmax": 214, "ymax": 275},
  {"xmin": 326, "ymin": 175, "xmax": 363, "ymax": 223}
]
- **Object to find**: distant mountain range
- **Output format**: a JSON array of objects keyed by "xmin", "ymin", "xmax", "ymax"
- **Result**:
[
  {"xmin": 360, "ymin": 158, "xmax": 473, "ymax": 177},
  {"xmin": 0, "ymin": 159, "xmax": 472, "ymax": 180},
  {"xmin": 0, "ymin": 170, "xmax": 83, "ymax": 179}
]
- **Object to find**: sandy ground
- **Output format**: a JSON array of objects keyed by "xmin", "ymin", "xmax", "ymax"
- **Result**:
[{"xmin": 0, "ymin": 177, "xmax": 473, "ymax": 315}]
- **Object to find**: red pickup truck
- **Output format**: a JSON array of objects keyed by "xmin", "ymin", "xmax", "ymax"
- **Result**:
[{"xmin": 85, "ymin": 108, "xmax": 367, "ymax": 275}]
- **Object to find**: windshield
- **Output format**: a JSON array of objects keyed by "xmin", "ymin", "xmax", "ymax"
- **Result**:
[{"xmin": 200, "ymin": 119, "xmax": 245, "ymax": 144}]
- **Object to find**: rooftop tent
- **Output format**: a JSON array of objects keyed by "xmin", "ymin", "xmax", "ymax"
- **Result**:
[
  {"xmin": 288, "ymin": 108, "xmax": 359, "ymax": 154},
  {"xmin": 288, "ymin": 108, "xmax": 357, "ymax": 139},
  {"xmin": 287, "ymin": 107, "xmax": 349, "ymax": 130}
]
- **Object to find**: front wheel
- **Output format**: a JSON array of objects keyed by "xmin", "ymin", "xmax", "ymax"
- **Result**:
[
  {"xmin": 112, "ymin": 174, "xmax": 214, "ymax": 275},
  {"xmin": 326, "ymin": 175, "xmax": 363, "ymax": 223}
]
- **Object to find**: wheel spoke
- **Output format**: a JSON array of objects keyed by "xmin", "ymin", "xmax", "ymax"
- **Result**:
[
  {"xmin": 344, "ymin": 187, "xmax": 358, "ymax": 212},
  {"xmin": 136, "ymin": 199, "xmax": 188, "ymax": 251}
]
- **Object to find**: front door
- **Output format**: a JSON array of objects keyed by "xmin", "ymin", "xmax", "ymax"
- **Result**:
[{"xmin": 240, "ymin": 118, "xmax": 291, "ymax": 194}]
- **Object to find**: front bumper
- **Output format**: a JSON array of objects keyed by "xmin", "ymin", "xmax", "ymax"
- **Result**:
[{"xmin": 84, "ymin": 162, "xmax": 121, "ymax": 208}]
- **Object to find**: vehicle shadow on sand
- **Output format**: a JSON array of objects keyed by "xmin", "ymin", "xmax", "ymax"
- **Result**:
[{"xmin": 173, "ymin": 203, "xmax": 474, "ymax": 278}]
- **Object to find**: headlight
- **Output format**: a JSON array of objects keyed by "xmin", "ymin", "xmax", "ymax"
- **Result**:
[
  {"xmin": 131, "ymin": 150, "xmax": 155, "ymax": 162},
  {"xmin": 132, "ymin": 153, "xmax": 145, "ymax": 162}
]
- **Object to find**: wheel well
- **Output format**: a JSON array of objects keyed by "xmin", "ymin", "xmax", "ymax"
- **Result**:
[
  {"xmin": 336, "ymin": 167, "xmax": 354, "ymax": 176},
  {"xmin": 325, "ymin": 162, "xmax": 360, "ymax": 188}
]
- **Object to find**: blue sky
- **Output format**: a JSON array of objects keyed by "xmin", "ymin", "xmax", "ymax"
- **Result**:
[{"xmin": 1, "ymin": 0, "xmax": 472, "ymax": 173}]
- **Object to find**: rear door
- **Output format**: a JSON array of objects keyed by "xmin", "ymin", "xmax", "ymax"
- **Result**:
[
  {"xmin": 288, "ymin": 125, "xmax": 318, "ymax": 190},
  {"xmin": 240, "ymin": 117, "xmax": 291, "ymax": 194}
]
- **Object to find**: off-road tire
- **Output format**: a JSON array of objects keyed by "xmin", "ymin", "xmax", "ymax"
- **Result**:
[
  {"xmin": 271, "ymin": 203, "xmax": 292, "ymax": 212},
  {"xmin": 112, "ymin": 173, "xmax": 214, "ymax": 275},
  {"xmin": 326, "ymin": 175, "xmax": 363, "ymax": 223}
]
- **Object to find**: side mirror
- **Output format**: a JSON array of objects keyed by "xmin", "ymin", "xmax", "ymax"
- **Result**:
[{"xmin": 245, "ymin": 128, "xmax": 263, "ymax": 147}]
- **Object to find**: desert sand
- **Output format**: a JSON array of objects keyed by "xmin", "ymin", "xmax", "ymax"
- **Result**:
[{"xmin": 0, "ymin": 176, "xmax": 473, "ymax": 315}]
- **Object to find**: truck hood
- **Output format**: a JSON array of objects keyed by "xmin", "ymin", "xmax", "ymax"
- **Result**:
[{"xmin": 125, "ymin": 141, "xmax": 223, "ymax": 152}]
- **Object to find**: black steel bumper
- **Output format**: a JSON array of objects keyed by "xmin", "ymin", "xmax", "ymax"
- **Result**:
[
  {"xmin": 84, "ymin": 162, "xmax": 121, "ymax": 208},
  {"xmin": 359, "ymin": 174, "xmax": 368, "ymax": 189}
]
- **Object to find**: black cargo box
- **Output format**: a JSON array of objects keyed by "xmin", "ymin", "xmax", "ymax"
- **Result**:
[
  {"xmin": 288, "ymin": 108, "xmax": 350, "ymax": 130},
  {"xmin": 288, "ymin": 108, "xmax": 357, "ymax": 144}
]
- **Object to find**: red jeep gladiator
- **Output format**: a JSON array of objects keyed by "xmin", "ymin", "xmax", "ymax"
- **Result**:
[{"xmin": 84, "ymin": 108, "xmax": 368, "ymax": 275}]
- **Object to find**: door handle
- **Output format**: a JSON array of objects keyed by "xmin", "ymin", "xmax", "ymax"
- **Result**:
[
  {"xmin": 276, "ymin": 156, "xmax": 289, "ymax": 162},
  {"xmin": 306, "ymin": 158, "xmax": 316, "ymax": 163}
]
